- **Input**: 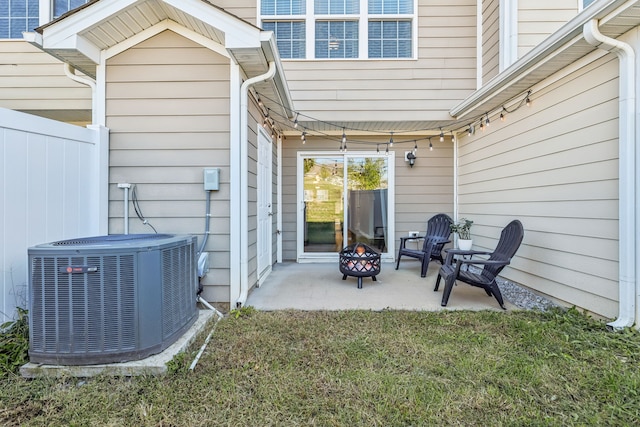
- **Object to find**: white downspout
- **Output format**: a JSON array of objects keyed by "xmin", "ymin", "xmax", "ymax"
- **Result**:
[
  {"xmin": 63, "ymin": 64, "xmax": 97, "ymax": 125},
  {"xmin": 235, "ymin": 61, "xmax": 277, "ymax": 308},
  {"xmin": 583, "ymin": 20, "xmax": 636, "ymax": 330}
]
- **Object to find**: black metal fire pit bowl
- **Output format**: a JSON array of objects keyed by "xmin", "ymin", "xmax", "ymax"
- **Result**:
[{"xmin": 339, "ymin": 243, "xmax": 381, "ymax": 288}]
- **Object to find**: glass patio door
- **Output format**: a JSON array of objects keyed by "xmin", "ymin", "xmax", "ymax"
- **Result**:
[{"xmin": 298, "ymin": 153, "xmax": 392, "ymax": 259}]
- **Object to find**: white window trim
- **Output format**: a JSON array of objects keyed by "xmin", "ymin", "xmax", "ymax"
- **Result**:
[
  {"xmin": 258, "ymin": 0, "xmax": 417, "ymax": 60},
  {"xmin": 579, "ymin": 0, "xmax": 595, "ymax": 11},
  {"xmin": 296, "ymin": 151, "xmax": 395, "ymax": 262},
  {"xmin": 40, "ymin": 1, "xmax": 52, "ymax": 26},
  {"xmin": 499, "ymin": 0, "xmax": 518, "ymax": 71}
]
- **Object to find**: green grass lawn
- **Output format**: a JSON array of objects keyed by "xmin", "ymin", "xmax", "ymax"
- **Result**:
[{"xmin": 2, "ymin": 308, "xmax": 639, "ymax": 426}]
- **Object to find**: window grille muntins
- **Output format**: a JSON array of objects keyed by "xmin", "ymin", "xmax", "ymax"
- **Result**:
[
  {"xmin": 263, "ymin": 20, "xmax": 307, "ymax": 59},
  {"xmin": 53, "ymin": 0, "xmax": 89, "ymax": 19},
  {"xmin": 260, "ymin": 0, "xmax": 415, "ymax": 59},
  {"xmin": 0, "ymin": 0, "xmax": 89, "ymax": 39},
  {"xmin": 0, "ymin": 0, "xmax": 39, "ymax": 39},
  {"xmin": 315, "ymin": 20, "xmax": 359, "ymax": 58}
]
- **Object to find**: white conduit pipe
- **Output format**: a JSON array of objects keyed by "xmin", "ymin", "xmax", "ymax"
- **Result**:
[
  {"xmin": 117, "ymin": 183, "xmax": 131, "ymax": 234},
  {"xmin": 197, "ymin": 295, "xmax": 224, "ymax": 319},
  {"xmin": 189, "ymin": 296, "xmax": 224, "ymax": 371},
  {"xmin": 236, "ymin": 61, "xmax": 277, "ymax": 308},
  {"xmin": 123, "ymin": 186, "xmax": 129, "ymax": 235},
  {"xmin": 583, "ymin": 20, "xmax": 636, "ymax": 330}
]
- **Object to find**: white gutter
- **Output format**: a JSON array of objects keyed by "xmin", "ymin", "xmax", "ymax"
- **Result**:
[
  {"xmin": 583, "ymin": 19, "xmax": 636, "ymax": 330},
  {"xmin": 451, "ymin": 0, "xmax": 632, "ymax": 119},
  {"xmin": 235, "ymin": 61, "xmax": 277, "ymax": 308},
  {"xmin": 24, "ymin": 32, "xmax": 98, "ymax": 125}
]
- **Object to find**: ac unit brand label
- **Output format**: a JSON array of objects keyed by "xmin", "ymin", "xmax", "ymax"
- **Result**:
[{"xmin": 59, "ymin": 266, "xmax": 99, "ymax": 274}]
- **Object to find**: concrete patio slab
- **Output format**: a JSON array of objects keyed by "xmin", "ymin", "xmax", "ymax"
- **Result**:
[
  {"xmin": 247, "ymin": 261, "xmax": 518, "ymax": 311},
  {"xmin": 20, "ymin": 309, "xmax": 217, "ymax": 378}
]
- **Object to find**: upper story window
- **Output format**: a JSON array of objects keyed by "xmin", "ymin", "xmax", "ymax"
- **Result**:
[
  {"xmin": 260, "ymin": 0, "xmax": 415, "ymax": 59},
  {"xmin": 0, "ymin": 0, "xmax": 89, "ymax": 39},
  {"xmin": 582, "ymin": 0, "xmax": 596, "ymax": 8},
  {"xmin": 53, "ymin": 0, "xmax": 89, "ymax": 19},
  {"xmin": 0, "ymin": 0, "xmax": 39, "ymax": 39}
]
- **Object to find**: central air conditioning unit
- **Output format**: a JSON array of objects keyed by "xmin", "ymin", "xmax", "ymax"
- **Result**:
[{"xmin": 28, "ymin": 234, "xmax": 199, "ymax": 365}]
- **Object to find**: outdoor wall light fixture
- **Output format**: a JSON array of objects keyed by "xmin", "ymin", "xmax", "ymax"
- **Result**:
[{"xmin": 406, "ymin": 151, "xmax": 416, "ymax": 168}]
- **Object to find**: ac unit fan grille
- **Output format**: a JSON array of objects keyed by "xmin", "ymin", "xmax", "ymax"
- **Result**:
[
  {"xmin": 28, "ymin": 234, "xmax": 198, "ymax": 365},
  {"xmin": 30, "ymin": 254, "xmax": 137, "ymax": 356},
  {"xmin": 52, "ymin": 234, "xmax": 172, "ymax": 246},
  {"xmin": 162, "ymin": 243, "xmax": 197, "ymax": 340}
]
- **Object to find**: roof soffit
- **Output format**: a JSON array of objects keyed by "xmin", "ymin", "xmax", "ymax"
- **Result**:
[
  {"xmin": 450, "ymin": 0, "xmax": 640, "ymax": 121},
  {"xmin": 37, "ymin": 0, "xmax": 262, "ymax": 60},
  {"xmin": 30, "ymin": 0, "xmax": 293, "ymax": 116}
]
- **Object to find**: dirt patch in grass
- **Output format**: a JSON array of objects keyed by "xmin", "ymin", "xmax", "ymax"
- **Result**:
[{"xmin": 2, "ymin": 308, "xmax": 639, "ymax": 426}]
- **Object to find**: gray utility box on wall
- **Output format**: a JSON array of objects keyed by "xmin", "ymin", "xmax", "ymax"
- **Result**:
[{"xmin": 28, "ymin": 234, "xmax": 199, "ymax": 365}]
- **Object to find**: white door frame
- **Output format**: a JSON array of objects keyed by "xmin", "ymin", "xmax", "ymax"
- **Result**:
[
  {"xmin": 257, "ymin": 125, "xmax": 273, "ymax": 282},
  {"xmin": 296, "ymin": 151, "xmax": 395, "ymax": 262}
]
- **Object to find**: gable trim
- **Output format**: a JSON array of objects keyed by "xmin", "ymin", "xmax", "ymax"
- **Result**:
[{"xmin": 104, "ymin": 19, "xmax": 230, "ymax": 60}]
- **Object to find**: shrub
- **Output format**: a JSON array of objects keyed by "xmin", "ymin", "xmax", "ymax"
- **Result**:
[{"xmin": 0, "ymin": 307, "xmax": 29, "ymax": 377}]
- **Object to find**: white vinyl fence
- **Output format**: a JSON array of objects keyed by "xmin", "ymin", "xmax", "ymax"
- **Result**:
[{"xmin": 1, "ymin": 108, "xmax": 108, "ymax": 324}]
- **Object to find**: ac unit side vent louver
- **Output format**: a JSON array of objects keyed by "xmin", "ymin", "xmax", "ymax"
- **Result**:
[{"xmin": 28, "ymin": 234, "xmax": 198, "ymax": 365}]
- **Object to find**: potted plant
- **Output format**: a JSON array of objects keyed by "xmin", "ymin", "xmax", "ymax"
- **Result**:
[{"xmin": 451, "ymin": 218, "xmax": 474, "ymax": 250}]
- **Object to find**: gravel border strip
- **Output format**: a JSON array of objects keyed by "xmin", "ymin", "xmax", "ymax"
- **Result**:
[{"xmin": 497, "ymin": 279, "xmax": 560, "ymax": 311}]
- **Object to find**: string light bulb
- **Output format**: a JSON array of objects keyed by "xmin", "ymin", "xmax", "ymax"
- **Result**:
[
  {"xmin": 301, "ymin": 130, "xmax": 306, "ymax": 144},
  {"xmin": 254, "ymin": 89, "xmax": 533, "ymax": 151},
  {"xmin": 429, "ymin": 139, "xmax": 433, "ymax": 151}
]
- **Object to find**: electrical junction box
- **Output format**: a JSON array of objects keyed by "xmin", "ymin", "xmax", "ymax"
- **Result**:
[{"xmin": 203, "ymin": 168, "xmax": 220, "ymax": 191}]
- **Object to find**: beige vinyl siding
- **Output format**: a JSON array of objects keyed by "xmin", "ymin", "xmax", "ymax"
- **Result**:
[
  {"xmin": 482, "ymin": 0, "xmax": 500, "ymax": 83},
  {"xmin": 0, "ymin": 41, "xmax": 91, "ymax": 123},
  {"xmin": 245, "ymin": 96, "xmax": 277, "ymax": 289},
  {"xmin": 214, "ymin": 0, "xmax": 257, "ymax": 25},
  {"xmin": 105, "ymin": 30, "xmax": 232, "ymax": 303},
  {"xmin": 456, "ymin": 53, "xmax": 619, "ymax": 319},
  {"xmin": 247, "ymin": 97, "xmax": 269, "ymax": 289},
  {"xmin": 394, "ymin": 137, "xmax": 455, "ymax": 241},
  {"xmin": 281, "ymin": 139, "xmax": 298, "ymax": 260},
  {"xmin": 280, "ymin": 137, "xmax": 454, "ymax": 260},
  {"xmin": 281, "ymin": 0, "xmax": 477, "ymax": 123},
  {"xmin": 518, "ymin": 0, "xmax": 579, "ymax": 58}
]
